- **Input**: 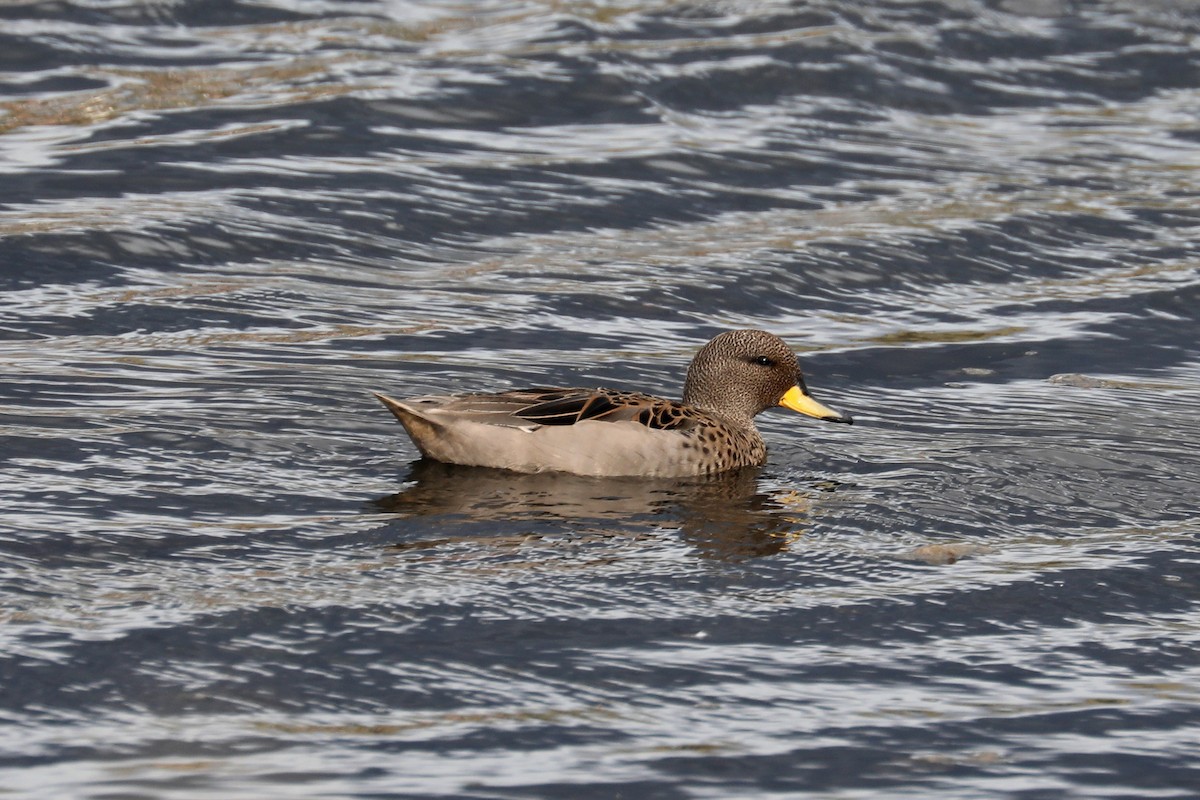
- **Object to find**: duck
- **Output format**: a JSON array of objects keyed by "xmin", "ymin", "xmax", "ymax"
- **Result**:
[{"xmin": 374, "ymin": 329, "xmax": 852, "ymax": 478}]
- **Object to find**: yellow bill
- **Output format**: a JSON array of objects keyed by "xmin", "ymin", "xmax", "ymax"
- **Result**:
[{"xmin": 778, "ymin": 384, "xmax": 853, "ymax": 424}]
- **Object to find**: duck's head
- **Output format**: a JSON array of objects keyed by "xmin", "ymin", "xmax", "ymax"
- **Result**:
[{"xmin": 683, "ymin": 329, "xmax": 853, "ymax": 424}]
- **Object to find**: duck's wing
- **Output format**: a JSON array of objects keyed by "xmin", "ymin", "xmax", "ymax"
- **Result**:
[
  {"xmin": 512, "ymin": 389, "xmax": 696, "ymax": 430},
  {"xmin": 382, "ymin": 388, "xmax": 698, "ymax": 431}
]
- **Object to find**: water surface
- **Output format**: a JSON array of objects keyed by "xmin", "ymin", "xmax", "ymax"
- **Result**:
[{"xmin": 2, "ymin": 1, "xmax": 1200, "ymax": 797}]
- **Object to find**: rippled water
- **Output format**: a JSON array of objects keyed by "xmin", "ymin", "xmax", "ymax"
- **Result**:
[{"xmin": 3, "ymin": 0, "xmax": 1200, "ymax": 797}]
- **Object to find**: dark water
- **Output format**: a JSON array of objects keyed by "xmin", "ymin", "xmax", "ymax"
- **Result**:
[{"xmin": 3, "ymin": 0, "xmax": 1200, "ymax": 797}]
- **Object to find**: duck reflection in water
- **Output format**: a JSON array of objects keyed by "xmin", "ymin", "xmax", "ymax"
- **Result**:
[{"xmin": 372, "ymin": 460, "xmax": 843, "ymax": 560}]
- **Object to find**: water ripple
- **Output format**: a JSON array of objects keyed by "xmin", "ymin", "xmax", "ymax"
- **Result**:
[{"xmin": 3, "ymin": 0, "xmax": 1200, "ymax": 798}]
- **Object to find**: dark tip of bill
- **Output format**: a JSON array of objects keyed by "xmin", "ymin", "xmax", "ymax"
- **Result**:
[{"xmin": 825, "ymin": 414, "xmax": 854, "ymax": 424}]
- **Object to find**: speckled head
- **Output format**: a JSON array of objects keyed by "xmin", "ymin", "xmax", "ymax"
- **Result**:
[{"xmin": 682, "ymin": 330, "xmax": 852, "ymax": 424}]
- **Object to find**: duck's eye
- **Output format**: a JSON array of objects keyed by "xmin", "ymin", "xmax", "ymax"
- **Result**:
[{"xmin": 752, "ymin": 355, "xmax": 775, "ymax": 367}]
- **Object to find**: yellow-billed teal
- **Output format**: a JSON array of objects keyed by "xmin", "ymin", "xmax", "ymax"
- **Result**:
[{"xmin": 375, "ymin": 329, "xmax": 852, "ymax": 477}]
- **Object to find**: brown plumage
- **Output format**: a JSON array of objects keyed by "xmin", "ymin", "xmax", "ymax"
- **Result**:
[{"xmin": 375, "ymin": 329, "xmax": 852, "ymax": 477}]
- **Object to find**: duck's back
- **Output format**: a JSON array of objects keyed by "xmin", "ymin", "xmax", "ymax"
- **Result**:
[{"xmin": 375, "ymin": 388, "xmax": 766, "ymax": 477}]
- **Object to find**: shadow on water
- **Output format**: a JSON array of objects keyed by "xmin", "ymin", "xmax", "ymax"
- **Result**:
[{"xmin": 370, "ymin": 460, "xmax": 848, "ymax": 560}]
